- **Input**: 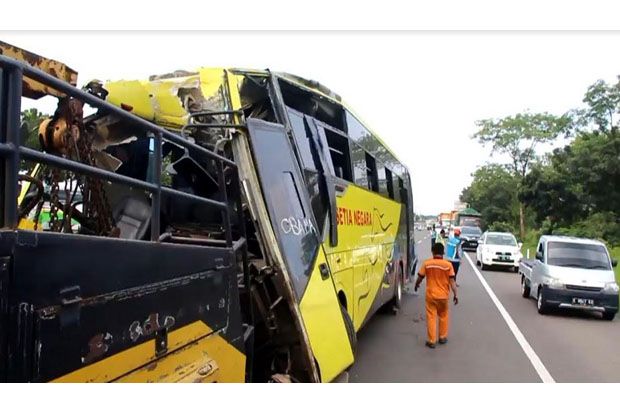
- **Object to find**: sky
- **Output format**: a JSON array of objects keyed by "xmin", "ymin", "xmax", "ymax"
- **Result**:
[{"xmin": 4, "ymin": 32, "xmax": 620, "ymax": 215}]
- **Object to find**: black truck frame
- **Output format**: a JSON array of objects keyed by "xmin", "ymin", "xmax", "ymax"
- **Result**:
[{"xmin": 0, "ymin": 55, "xmax": 251, "ymax": 382}]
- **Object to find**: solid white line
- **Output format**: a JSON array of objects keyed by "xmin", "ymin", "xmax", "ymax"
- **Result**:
[{"xmin": 463, "ymin": 253, "xmax": 555, "ymax": 383}]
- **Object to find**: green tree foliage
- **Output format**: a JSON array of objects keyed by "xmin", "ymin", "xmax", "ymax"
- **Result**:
[
  {"xmin": 519, "ymin": 156, "xmax": 584, "ymax": 231},
  {"xmin": 460, "ymin": 164, "xmax": 519, "ymax": 231},
  {"xmin": 554, "ymin": 212, "xmax": 620, "ymax": 246},
  {"xmin": 581, "ymin": 78, "xmax": 620, "ymax": 132},
  {"xmin": 472, "ymin": 111, "xmax": 572, "ymax": 238},
  {"xmin": 20, "ymin": 108, "xmax": 48, "ymax": 149},
  {"xmin": 511, "ymin": 77, "xmax": 620, "ymax": 245},
  {"xmin": 19, "ymin": 108, "xmax": 49, "ymax": 170}
]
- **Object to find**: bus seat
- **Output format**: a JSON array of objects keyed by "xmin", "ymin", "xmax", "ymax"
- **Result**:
[{"xmin": 113, "ymin": 196, "xmax": 151, "ymax": 240}]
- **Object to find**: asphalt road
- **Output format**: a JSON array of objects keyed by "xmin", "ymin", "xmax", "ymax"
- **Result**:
[{"xmin": 349, "ymin": 230, "xmax": 620, "ymax": 382}]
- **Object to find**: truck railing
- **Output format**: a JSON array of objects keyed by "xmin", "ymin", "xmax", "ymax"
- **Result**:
[{"xmin": 0, "ymin": 54, "xmax": 241, "ymax": 247}]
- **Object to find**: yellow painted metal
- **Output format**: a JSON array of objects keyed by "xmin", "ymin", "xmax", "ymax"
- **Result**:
[
  {"xmin": 117, "ymin": 332, "xmax": 245, "ymax": 383},
  {"xmin": 299, "ymin": 247, "xmax": 355, "ymax": 383},
  {"xmin": 0, "ymin": 40, "xmax": 77, "ymax": 99},
  {"xmin": 17, "ymin": 164, "xmax": 42, "ymax": 230},
  {"xmin": 51, "ymin": 321, "xmax": 243, "ymax": 383},
  {"xmin": 323, "ymin": 184, "xmax": 402, "ymax": 330},
  {"xmin": 105, "ymin": 80, "xmax": 155, "ymax": 122},
  {"xmin": 104, "ymin": 68, "xmax": 228, "ymax": 130}
]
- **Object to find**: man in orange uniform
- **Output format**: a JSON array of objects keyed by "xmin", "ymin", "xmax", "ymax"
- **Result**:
[{"xmin": 414, "ymin": 243, "xmax": 459, "ymax": 348}]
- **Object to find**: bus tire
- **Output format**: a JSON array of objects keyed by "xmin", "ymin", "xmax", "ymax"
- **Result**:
[{"xmin": 340, "ymin": 304, "xmax": 357, "ymax": 355}]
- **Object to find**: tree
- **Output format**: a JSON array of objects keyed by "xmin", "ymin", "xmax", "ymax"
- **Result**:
[
  {"xmin": 19, "ymin": 108, "xmax": 49, "ymax": 169},
  {"xmin": 472, "ymin": 111, "xmax": 572, "ymax": 238},
  {"xmin": 460, "ymin": 164, "xmax": 520, "ymax": 231},
  {"xmin": 519, "ymin": 160, "xmax": 583, "ymax": 232},
  {"xmin": 20, "ymin": 108, "xmax": 48, "ymax": 149},
  {"xmin": 581, "ymin": 78, "xmax": 620, "ymax": 132}
]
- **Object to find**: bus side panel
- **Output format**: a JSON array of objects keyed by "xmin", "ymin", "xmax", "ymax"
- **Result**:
[
  {"xmin": 326, "ymin": 183, "xmax": 402, "ymax": 329},
  {"xmin": 299, "ymin": 248, "xmax": 354, "ymax": 382}
]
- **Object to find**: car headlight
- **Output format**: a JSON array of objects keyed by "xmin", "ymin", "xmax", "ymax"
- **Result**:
[
  {"xmin": 546, "ymin": 277, "xmax": 564, "ymax": 289},
  {"xmin": 603, "ymin": 282, "xmax": 620, "ymax": 293}
]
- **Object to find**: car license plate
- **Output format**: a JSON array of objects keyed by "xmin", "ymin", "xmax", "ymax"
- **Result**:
[{"xmin": 572, "ymin": 298, "xmax": 594, "ymax": 306}]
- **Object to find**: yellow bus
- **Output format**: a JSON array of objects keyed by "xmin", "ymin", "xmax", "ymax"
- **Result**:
[{"xmin": 1, "ymin": 43, "xmax": 416, "ymax": 382}]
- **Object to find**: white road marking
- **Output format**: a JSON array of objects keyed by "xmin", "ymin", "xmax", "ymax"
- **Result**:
[
  {"xmin": 463, "ymin": 253, "xmax": 555, "ymax": 383},
  {"xmin": 416, "ymin": 240, "xmax": 422, "ymax": 244}
]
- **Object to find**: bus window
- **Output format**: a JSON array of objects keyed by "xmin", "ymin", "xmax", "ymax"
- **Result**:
[
  {"xmin": 395, "ymin": 176, "xmax": 404, "ymax": 202},
  {"xmin": 351, "ymin": 142, "xmax": 367, "ymax": 187},
  {"xmin": 345, "ymin": 110, "xmax": 371, "ymax": 144},
  {"xmin": 288, "ymin": 108, "xmax": 315, "ymax": 169},
  {"xmin": 323, "ymin": 128, "xmax": 353, "ymax": 182},
  {"xmin": 385, "ymin": 168, "xmax": 394, "ymax": 199},
  {"xmin": 286, "ymin": 107, "xmax": 328, "ymax": 236},
  {"xmin": 377, "ymin": 164, "xmax": 389, "ymax": 197},
  {"xmin": 365, "ymin": 153, "xmax": 379, "ymax": 192}
]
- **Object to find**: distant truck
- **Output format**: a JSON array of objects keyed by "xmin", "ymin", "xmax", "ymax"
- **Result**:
[
  {"xmin": 454, "ymin": 207, "xmax": 482, "ymax": 228},
  {"xmin": 519, "ymin": 235, "xmax": 619, "ymax": 320}
]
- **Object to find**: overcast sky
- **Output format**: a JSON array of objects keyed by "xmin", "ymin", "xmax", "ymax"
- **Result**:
[{"xmin": 4, "ymin": 32, "xmax": 620, "ymax": 215}]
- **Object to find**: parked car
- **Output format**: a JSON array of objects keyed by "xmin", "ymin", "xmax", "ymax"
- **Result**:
[
  {"xmin": 476, "ymin": 231, "xmax": 522, "ymax": 272},
  {"xmin": 519, "ymin": 235, "xmax": 619, "ymax": 320},
  {"xmin": 460, "ymin": 226, "xmax": 482, "ymax": 251}
]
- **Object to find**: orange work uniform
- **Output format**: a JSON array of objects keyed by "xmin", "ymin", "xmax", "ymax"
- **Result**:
[{"xmin": 418, "ymin": 256, "xmax": 455, "ymax": 344}]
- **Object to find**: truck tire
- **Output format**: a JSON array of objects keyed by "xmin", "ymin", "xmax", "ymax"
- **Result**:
[
  {"xmin": 480, "ymin": 263, "xmax": 488, "ymax": 271},
  {"xmin": 521, "ymin": 277, "xmax": 530, "ymax": 298},
  {"xmin": 602, "ymin": 311, "xmax": 616, "ymax": 321},
  {"xmin": 340, "ymin": 304, "xmax": 357, "ymax": 354},
  {"xmin": 537, "ymin": 288, "xmax": 549, "ymax": 314}
]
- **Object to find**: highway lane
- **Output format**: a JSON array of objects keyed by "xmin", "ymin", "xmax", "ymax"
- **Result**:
[
  {"xmin": 474, "ymin": 253, "xmax": 620, "ymax": 382},
  {"xmin": 349, "ymin": 229, "xmax": 620, "ymax": 382},
  {"xmin": 349, "ymin": 230, "xmax": 540, "ymax": 382}
]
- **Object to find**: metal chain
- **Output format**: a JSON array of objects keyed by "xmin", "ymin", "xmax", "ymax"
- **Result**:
[{"xmin": 75, "ymin": 130, "xmax": 115, "ymax": 236}]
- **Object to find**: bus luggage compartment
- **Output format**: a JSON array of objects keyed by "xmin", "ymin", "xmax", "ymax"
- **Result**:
[{"xmin": 0, "ymin": 229, "xmax": 245, "ymax": 382}]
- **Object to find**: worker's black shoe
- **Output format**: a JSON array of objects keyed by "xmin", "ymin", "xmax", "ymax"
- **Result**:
[
  {"xmin": 438, "ymin": 337, "xmax": 448, "ymax": 345},
  {"xmin": 425, "ymin": 341, "xmax": 436, "ymax": 349}
]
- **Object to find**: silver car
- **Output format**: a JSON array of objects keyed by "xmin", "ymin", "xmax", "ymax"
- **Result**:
[{"xmin": 519, "ymin": 235, "xmax": 619, "ymax": 320}]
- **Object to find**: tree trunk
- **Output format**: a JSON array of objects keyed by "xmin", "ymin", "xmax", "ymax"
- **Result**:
[{"xmin": 519, "ymin": 202, "xmax": 525, "ymax": 239}]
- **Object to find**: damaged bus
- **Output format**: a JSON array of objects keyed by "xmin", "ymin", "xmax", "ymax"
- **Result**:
[{"xmin": 0, "ymin": 41, "xmax": 417, "ymax": 382}]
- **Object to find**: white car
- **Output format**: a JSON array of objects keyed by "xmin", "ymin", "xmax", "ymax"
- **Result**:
[{"xmin": 476, "ymin": 231, "xmax": 523, "ymax": 272}]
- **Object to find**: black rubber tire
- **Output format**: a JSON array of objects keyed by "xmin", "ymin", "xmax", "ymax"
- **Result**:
[
  {"xmin": 480, "ymin": 263, "xmax": 488, "ymax": 271},
  {"xmin": 602, "ymin": 311, "xmax": 616, "ymax": 321},
  {"xmin": 340, "ymin": 304, "xmax": 357, "ymax": 354},
  {"xmin": 382, "ymin": 267, "xmax": 404, "ymax": 315},
  {"xmin": 521, "ymin": 277, "xmax": 530, "ymax": 298},
  {"xmin": 537, "ymin": 288, "xmax": 549, "ymax": 314}
]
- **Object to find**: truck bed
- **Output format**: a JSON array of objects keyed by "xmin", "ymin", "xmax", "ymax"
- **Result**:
[{"xmin": 0, "ymin": 229, "xmax": 244, "ymax": 382}]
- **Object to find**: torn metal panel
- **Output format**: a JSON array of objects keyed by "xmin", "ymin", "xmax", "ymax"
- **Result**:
[
  {"xmin": 103, "ymin": 68, "xmax": 228, "ymax": 130},
  {"xmin": 0, "ymin": 40, "xmax": 77, "ymax": 99}
]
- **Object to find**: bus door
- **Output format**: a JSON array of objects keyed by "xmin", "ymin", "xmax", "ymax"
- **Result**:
[{"xmin": 246, "ymin": 119, "xmax": 354, "ymax": 382}]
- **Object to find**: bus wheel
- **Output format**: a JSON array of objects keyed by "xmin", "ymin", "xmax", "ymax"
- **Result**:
[{"xmin": 340, "ymin": 304, "xmax": 357, "ymax": 355}]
